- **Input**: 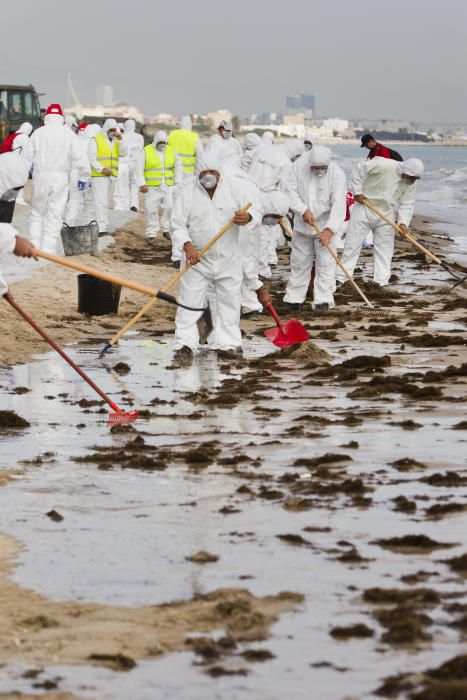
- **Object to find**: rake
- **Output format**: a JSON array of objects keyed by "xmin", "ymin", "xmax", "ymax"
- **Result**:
[
  {"xmin": 3, "ymin": 292, "xmax": 137, "ymax": 426},
  {"xmin": 310, "ymin": 221, "xmax": 393, "ymax": 317}
]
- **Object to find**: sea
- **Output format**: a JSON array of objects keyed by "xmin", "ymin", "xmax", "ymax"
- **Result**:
[{"xmin": 332, "ymin": 143, "xmax": 467, "ymax": 253}]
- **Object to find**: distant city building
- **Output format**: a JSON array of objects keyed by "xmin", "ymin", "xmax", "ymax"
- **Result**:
[
  {"xmin": 286, "ymin": 93, "xmax": 315, "ymax": 117},
  {"xmin": 96, "ymin": 85, "xmax": 114, "ymax": 107},
  {"xmin": 65, "ymin": 103, "xmax": 144, "ymax": 123},
  {"xmin": 323, "ymin": 118, "xmax": 349, "ymax": 135},
  {"xmin": 146, "ymin": 112, "xmax": 179, "ymax": 126}
]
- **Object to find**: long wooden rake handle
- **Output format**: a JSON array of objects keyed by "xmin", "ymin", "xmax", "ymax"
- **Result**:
[
  {"xmin": 310, "ymin": 221, "xmax": 374, "ymax": 309},
  {"xmin": 361, "ymin": 199, "xmax": 445, "ymax": 267},
  {"xmin": 104, "ymin": 202, "xmax": 252, "ymax": 349}
]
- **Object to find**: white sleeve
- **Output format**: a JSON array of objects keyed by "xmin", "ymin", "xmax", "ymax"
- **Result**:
[
  {"xmin": 324, "ymin": 168, "xmax": 347, "ymax": 234},
  {"xmin": 137, "ymin": 148, "xmax": 146, "ymax": 187},
  {"xmin": 174, "ymin": 153, "xmax": 184, "ymax": 186},
  {"xmin": 281, "ymin": 163, "xmax": 307, "ymax": 217},
  {"xmin": 87, "ymin": 139, "xmax": 102, "ymax": 173},
  {"xmin": 396, "ymin": 183, "xmax": 416, "ymax": 226},
  {"xmin": 0, "ymin": 225, "xmax": 17, "ymax": 254},
  {"xmin": 118, "ymin": 139, "xmax": 128, "ymax": 157},
  {"xmin": 71, "ymin": 135, "xmax": 91, "ymax": 179},
  {"xmin": 195, "ymin": 136, "xmax": 204, "ymax": 157},
  {"xmin": 351, "ymin": 160, "xmax": 373, "ymax": 196},
  {"xmin": 171, "ymin": 187, "xmax": 194, "ymax": 249}
]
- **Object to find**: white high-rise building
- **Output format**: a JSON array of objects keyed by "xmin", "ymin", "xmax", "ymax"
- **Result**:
[{"xmin": 96, "ymin": 85, "xmax": 114, "ymax": 107}]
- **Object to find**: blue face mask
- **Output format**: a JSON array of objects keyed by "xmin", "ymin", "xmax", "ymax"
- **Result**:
[{"xmin": 199, "ymin": 173, "xmax": 218, "ymax": 190}]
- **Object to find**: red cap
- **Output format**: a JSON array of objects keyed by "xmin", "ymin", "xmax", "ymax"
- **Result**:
[
  {"xmin": 78, "ymin": 122, "xmax": 89, "ymax": 131},
  {"xmin": 45, "ymin": 103, "xmax": 63, "ymax": 116}
]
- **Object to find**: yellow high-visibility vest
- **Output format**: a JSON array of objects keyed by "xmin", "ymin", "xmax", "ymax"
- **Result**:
[
  {"xmin": 167, "ymin": 129, "xmax": 197, "ymax": 174},
  {"xmin": 92, "ymin": 133, "xmax": 120, "ymax": 177},
  {"xmin": 144, "ymin": 144, "xmax": 176, "ymax": 187}
]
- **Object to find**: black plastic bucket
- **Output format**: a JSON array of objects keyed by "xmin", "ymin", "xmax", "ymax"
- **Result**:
[{"xmin": 77, "ymin": 274, "xmax": 121, "ymax": 315}]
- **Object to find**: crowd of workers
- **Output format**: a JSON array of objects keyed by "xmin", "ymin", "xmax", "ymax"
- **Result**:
[{"xmin": 0, "ymin": 103, "xmax": 425, "ymax": 361}]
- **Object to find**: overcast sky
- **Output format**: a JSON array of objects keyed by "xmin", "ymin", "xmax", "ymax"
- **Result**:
[{"xmin": 2, "ymin": 0, "xmax": 466, "ymax": 123}]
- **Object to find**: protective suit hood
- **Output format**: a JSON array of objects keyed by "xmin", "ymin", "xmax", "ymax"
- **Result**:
[
  {"xmin": 102, "ymin": 118, "xmax": 118, "ymax": 133},
  {"xmin": 0, "ymin": 152, "xmax": 30, "ymax": 194},
  {"xmin": 400, "ymin": 158, "xmax": 424, "ymax": 178},
  {"xmin": 196, "ymin": 151, "xmax": 222, "ymax": 176},
  {"xmin": 262, "ymin": 131, "xmax": 274, "ymax": 144},
  {"xmin": 65, "ymin": 114, "xmax": 78, "ymax": 129},
  {"xmin": 181, "ymin": 116, "xmax": 192, "ymax": 131},
  {"xmin": 261, "ymin": 191, "xmax": 290, "ymax": 217},
  {"xmin": 244, "ymin": 133, "xmax": 261, "ymax": 150},
  {"xmin": 18, "ymin": 122, "xmax": 33, "ymax": 136},
  {"xmin": 285, "ymin": 139, "xmax": 305, "ymax": 161},
  {"xmin": 153, "ymin": 130, "xmax": 168, "ymax": 145},
  {"xmin": 85, "ymin": 124, "xmax": 101, "ymax": 138},
  {"xmin": 309, "ymin": 145, "xmax": 332, "ymax": 166},
  {"xmin": 44, "ymin": 113, "xmax": 64, "ymax": 126},
  {"xmin": 124, "ymin": 119, "xmax": 136, "ymax": 133}
]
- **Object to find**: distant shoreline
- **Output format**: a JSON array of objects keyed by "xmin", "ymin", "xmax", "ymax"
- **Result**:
[{"xmin": 319, "ymin": 139, "xmax": 467, "ymax": 148}]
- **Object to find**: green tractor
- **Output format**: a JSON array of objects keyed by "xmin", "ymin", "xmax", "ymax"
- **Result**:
[{"xmin": 0, "ymin": 84, "xmax": 42, "ymax": 144}]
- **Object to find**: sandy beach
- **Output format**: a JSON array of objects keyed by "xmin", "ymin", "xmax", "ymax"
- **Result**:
[{"xmin": 0, "ymin": 208, "xmax": 466, "ymax": 699}]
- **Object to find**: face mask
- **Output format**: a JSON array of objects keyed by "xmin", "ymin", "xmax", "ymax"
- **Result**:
[
  {"xmin": 199, "ymin": 173, "xmax": 218, "ymax": 190},
  {"xmin": 304, "ymin": 142, "xmax": 312, "ymax": 150},
  {"xmin": 311, "ymin": 168, "xmax": 327, "ymax": 178},
  {"xmin": 156, "ymin": 143, "xmax": 166, "ymax": 152},
  {"xmin": 262, "ymin": 215, "xmax": 280, "ymax": 226}
]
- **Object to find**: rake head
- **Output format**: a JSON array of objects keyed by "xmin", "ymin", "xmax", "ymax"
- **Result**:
[
  {"xmin": 197, "ymin": 304, "xmax": 213, "ymax": 343},
  {"xmin": 356, "ymin": 306, "xmax": 394, "ymax": 317},
  {"xmin": 108, "ymin": 410, "xmax": 138, "ymax": 426}
]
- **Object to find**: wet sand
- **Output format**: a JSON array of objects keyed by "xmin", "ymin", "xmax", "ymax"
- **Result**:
[{"xmin": 0, "ymin": 209, "xmax": 466, "ymax": 699}]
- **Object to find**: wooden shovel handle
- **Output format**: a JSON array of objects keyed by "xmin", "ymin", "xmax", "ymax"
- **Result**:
[{"xmin": 310, "ymin": 221, "xmax": 374, "ymax": 309}]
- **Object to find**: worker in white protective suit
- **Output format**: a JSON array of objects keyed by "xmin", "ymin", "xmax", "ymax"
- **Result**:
[
  {"xmin": 65, "ymin": 122, "xmax": 94, "ymax": 225},
  {"xmin": 262, "ymin": 131, "xmax": 274, "ymax": 144},
  {"xmin": 283, "ymin": 146, "xmax": 347, "ymax": 311},
  {"xmin": 1, "ymin": 122, "xmax": 33, "ymax": 205},
  {"xmin": 303, "ymin": 132, "xmax": 313, "ymax": 151},
  {"xmin": 138, "ymin": 130, "xmax": 183, "ymax": 241},
  {"xmin": 29, "ymin": 104, "xmax": 89, "ymax": 253},
  {"xmin": 241, "ymin": 190, "xmax": 290, "ymax": 317},
  {"xmin": 337, "ymin": 157, "xmax": 424, "ymax": 287},
  {"xmin": 168, "ymin": 115, "xmax": 204, "ymax": 181},
  {"xmin": 171, "ymin": 152, "xmax": 264, "ymax": 362},
  {"xmin": 114, "ymin": 119, "xmax": 144, "ymax": 212},
  {"xmin": 87, "ymin": 118, "xmax": 127, "ymax": 234},
  {"xmin": 205, "ymin": 120, "xmax": 243, "ymax": 169},
  {"xmin": 241, "ymin": 132, "xmax": 262, "ymax": 172},
  {"xmin": 0, "ymin": 153, "xmax": 38, "ymax": 297},
  {"xmin": 248, "ymin": 139, "xmax": 304, "ymax": 276}
]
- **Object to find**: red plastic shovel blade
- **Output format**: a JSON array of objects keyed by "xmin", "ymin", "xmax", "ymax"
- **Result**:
[
  {"xmin": 108, "ymin": 410, "xmax": 139, "ymax": 426},
  {"xmin": 264, "ymin": 319, "xmax": 310, "ymax": 348}
]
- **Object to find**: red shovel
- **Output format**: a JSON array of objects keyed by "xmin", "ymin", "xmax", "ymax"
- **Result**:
[
  {"xmin": 264, "ymin": 303, "xmax": 309, "ymax": 349},
  {"xmin": 3, "ymin": 292, "xmax": 138, "ymax": 426}
]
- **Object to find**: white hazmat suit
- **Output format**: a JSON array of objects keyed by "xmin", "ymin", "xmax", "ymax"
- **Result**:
[
  {"xmin": 172, "ymin": 153, "xmax": 260, "ymax": 352},
  {"xmin": 205, "ymin": 121, "xmax": 243, "ymax": 169},
  {"xmin": 0, "ymin": 153, "xmax": 31, "ymax": 294},
  {"xmin": 241, "ymin": 132, "xmax": 262, "ymax": 172},
  {"xmin": 137, "ymin": 131, "xmax": 183, "ymax": 238},
  {"xmin": 283, "ymin": 146, "xmax": 347, "ymax": 308},
  {"xmin": 114, "ymin": 119, "xmax": 144, "ymax": 211},
  {"xmin": 29, "ymin": 113, "xmax": 88, "ymax": 253},
  {"xmin": 87, "ymin": 119, "xmax": 127, "ymax": 233},
  {"xmin": 337, "ymin": 157, "xmax": 423, "ymax": 286}
]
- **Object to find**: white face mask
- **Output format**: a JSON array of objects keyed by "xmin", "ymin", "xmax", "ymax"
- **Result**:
[
  {"xmin": 199, "ymin": 173, "xmax": 218, "ymax": 190},
  {"xmin": 222, "ymin": 130, "xmax": 232, "ymax": 140},
  {"xmin": 311, "ymin": 167, "xmax": 327, "ymax": 178},
  {"xmin": 262, "ymin": 215, "xmax": 280, "ymax": 226},
  {"xmin": 156, "ymin": 143, "xmax": 166, "ymax": 152}
]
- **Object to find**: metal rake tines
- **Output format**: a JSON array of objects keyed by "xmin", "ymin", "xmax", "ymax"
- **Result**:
[{"xmin": 356, "ymin": 306, "xmax": 394, "ymax": 317}]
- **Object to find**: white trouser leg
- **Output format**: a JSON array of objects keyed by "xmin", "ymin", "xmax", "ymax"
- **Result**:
[
  {"xmin": 211, "ymin": 264, "xmax": 243, "ymax": 350},
  {"xmin": 65, "ymin": 186, "xmax": 84, "ymax": 225},
  {"xmin": 160, "ymin": 190, "xmax": 174, "ymax": 232},
  {"xmin": 129, "ymin": 162, "xmax": 139, "ymax": 210},
  {"xmin": 258, "ymin": 225, "xmax": 271, "ymax": 278},
  {"xmin": 29, "ymin": 174, "xmax": 48, "ymax": 246},
  {"xmin": 91, "ymin": 177, "xmax": 111, "ymax": 233},
  {"xmin": 283, "ymin": 231, "xmax": 314, "ymax": 304},
  {"xmin": 113, "ymin": 161, "xmax": 130, "ymax": 210},
  {"xmin": 174, "ymin": 264, "xmax": 213, "ymax": 352},
  {"xmin": 373, "ymin": 222, "xmax": 395, "ymax": 286},
  {"xmin": 313, "ymin": 235, "xmax": 337, "ymax": 307},
  {"xmin": 240, "ymin": 227, "xmax": 262, "ymax": 313},
  {"xmin": 337, "ymin": 204, "xmax": 373, "ymax": 283},
  {"xmin": 145, "ymin": 188, "xmax": 163, "ymax": 238}
]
